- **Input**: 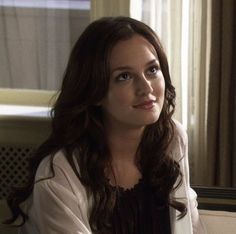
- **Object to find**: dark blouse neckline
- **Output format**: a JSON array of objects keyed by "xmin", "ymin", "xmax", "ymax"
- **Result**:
[
  {"xmin": 109, "ymin": 177, "xmax": 171, "ymax": 234},
  {"xmin": 109, "ymin": 177, "xmax": 144, "ymax": 193}
]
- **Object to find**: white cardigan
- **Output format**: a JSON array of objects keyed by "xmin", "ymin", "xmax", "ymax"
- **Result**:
[{"xmin": 19, "ymin": 121, "xmax": 206, "ymax": 234}]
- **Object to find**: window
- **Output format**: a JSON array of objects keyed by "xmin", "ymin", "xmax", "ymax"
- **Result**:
[{"xmin": 0, "ymin": 0, "xmax": 90, "ymax": 90}]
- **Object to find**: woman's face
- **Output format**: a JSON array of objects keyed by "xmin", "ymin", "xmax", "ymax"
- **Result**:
[{"xmin": 101, "ymin": 35, "xmax": 165, "ymax": 131}]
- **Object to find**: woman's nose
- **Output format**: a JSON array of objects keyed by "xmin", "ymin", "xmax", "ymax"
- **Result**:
[{"xmin": 135, "ymin": 75, "xmax": 154, "ymax": 96}]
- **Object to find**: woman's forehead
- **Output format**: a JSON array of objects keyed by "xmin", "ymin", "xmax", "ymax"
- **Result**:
[{"xmin": 109, "ymin": 35, "xmax": 158, "ymax": 69}]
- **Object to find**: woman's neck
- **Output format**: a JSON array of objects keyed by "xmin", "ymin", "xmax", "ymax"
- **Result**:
[
  {"xmin": 107, "ymin": 126, "xmax": 143, "ymax": 161},
  {"xmin": 105, "ymin": 125, "xmax": 144, "ymax": 188}
]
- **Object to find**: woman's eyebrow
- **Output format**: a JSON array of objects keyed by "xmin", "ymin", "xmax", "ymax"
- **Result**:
[
  {"xmin": 111, "ymin": 65, "xmax": 132, "ymax": 73},
  {"xmin": 146, "ymin": 59, "xmax": 159, "ymax": 66},
  {"xmin": 111, "ymin": 59, "xmax": 159, "ymax": 74}
]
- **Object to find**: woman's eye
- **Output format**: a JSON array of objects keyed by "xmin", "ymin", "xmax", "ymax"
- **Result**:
[
  {"xmin": 116, "ymin": 73, "xmax": 131, "ymax": 81},
  {"xmin": 147, "ymin": 66, "xmax": 159, "ymax": 76}
]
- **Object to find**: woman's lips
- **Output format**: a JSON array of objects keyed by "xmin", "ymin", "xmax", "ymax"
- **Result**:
[{"xmin": 133, "ymin": 100, "xmax": 156, "ymax": 110}]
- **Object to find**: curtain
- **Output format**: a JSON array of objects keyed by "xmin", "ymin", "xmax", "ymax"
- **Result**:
[
  {"xmin": 90, "ymin": 0, "xmax": 142, "ymax": 21},
  {"xmin": 207, "ymin": 0, "xmax": 236, "ymax": 187},
  {"xmin": 141, "ymin": 0, "xmax": 183, "ymax": 122},
  {"xmin": 187, "ymin": 0, "xmax": 236, "ymax": 187},
  {"xmin": 187, "ymin": 0, "xmax": 211, "ymax": 185},
  {"xmin": 0, "ymin": 1, "xmax": 90, "ymax": 90},
  {"xmin": 90, "ymin": 0, "xmax": 129, "ymax": 20}
]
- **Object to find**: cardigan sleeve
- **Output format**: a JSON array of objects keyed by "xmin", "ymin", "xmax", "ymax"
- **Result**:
[
  {"xmin": 173, "ymin": 120, "xmax": 207, "ymax": 234},
  {"xmin": 182, "ymin": 133, "xmax": 207, "ymax": 234},
  {"xmin": 20, "ymin": 153, "xmax": 92, "ymax": 234},
  {"xmin": 29, "ymin": 179, "xmax": 92, "ymax": 234}
]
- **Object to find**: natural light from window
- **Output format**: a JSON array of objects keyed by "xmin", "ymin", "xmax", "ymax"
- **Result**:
[
  {"xmin": 181, "ymin": 0, "xmax": 189, "ymax": 130},
  {"xmin": 0, "ymin": 0, "xmax": 90, "ymax": 9}
]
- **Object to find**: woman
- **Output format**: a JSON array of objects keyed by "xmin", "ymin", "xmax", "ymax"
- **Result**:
[{"xmin": 4, "ymin": 17, "xmax": 206, "ymax": 234}]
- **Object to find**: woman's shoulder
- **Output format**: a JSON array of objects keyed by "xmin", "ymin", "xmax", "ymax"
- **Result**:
[
  {"xmin": 34, "ymin": 150, "xmax": 89, "ymax": 201},
  {"xmin": 167, "ymin": 119, "xmax": 188, "ymax": 160},
  {"xmin": 35, "ymin": 150, "xmax": 81, "ymax": 186},
  {"xmin": 172, "ymin": 119, "xmax": 188, "ymax": 146}
]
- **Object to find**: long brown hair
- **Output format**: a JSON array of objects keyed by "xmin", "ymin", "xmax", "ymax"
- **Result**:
[{"xmin": 4, "ymin": 17, "xmax": 186, "ymax": 232}]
